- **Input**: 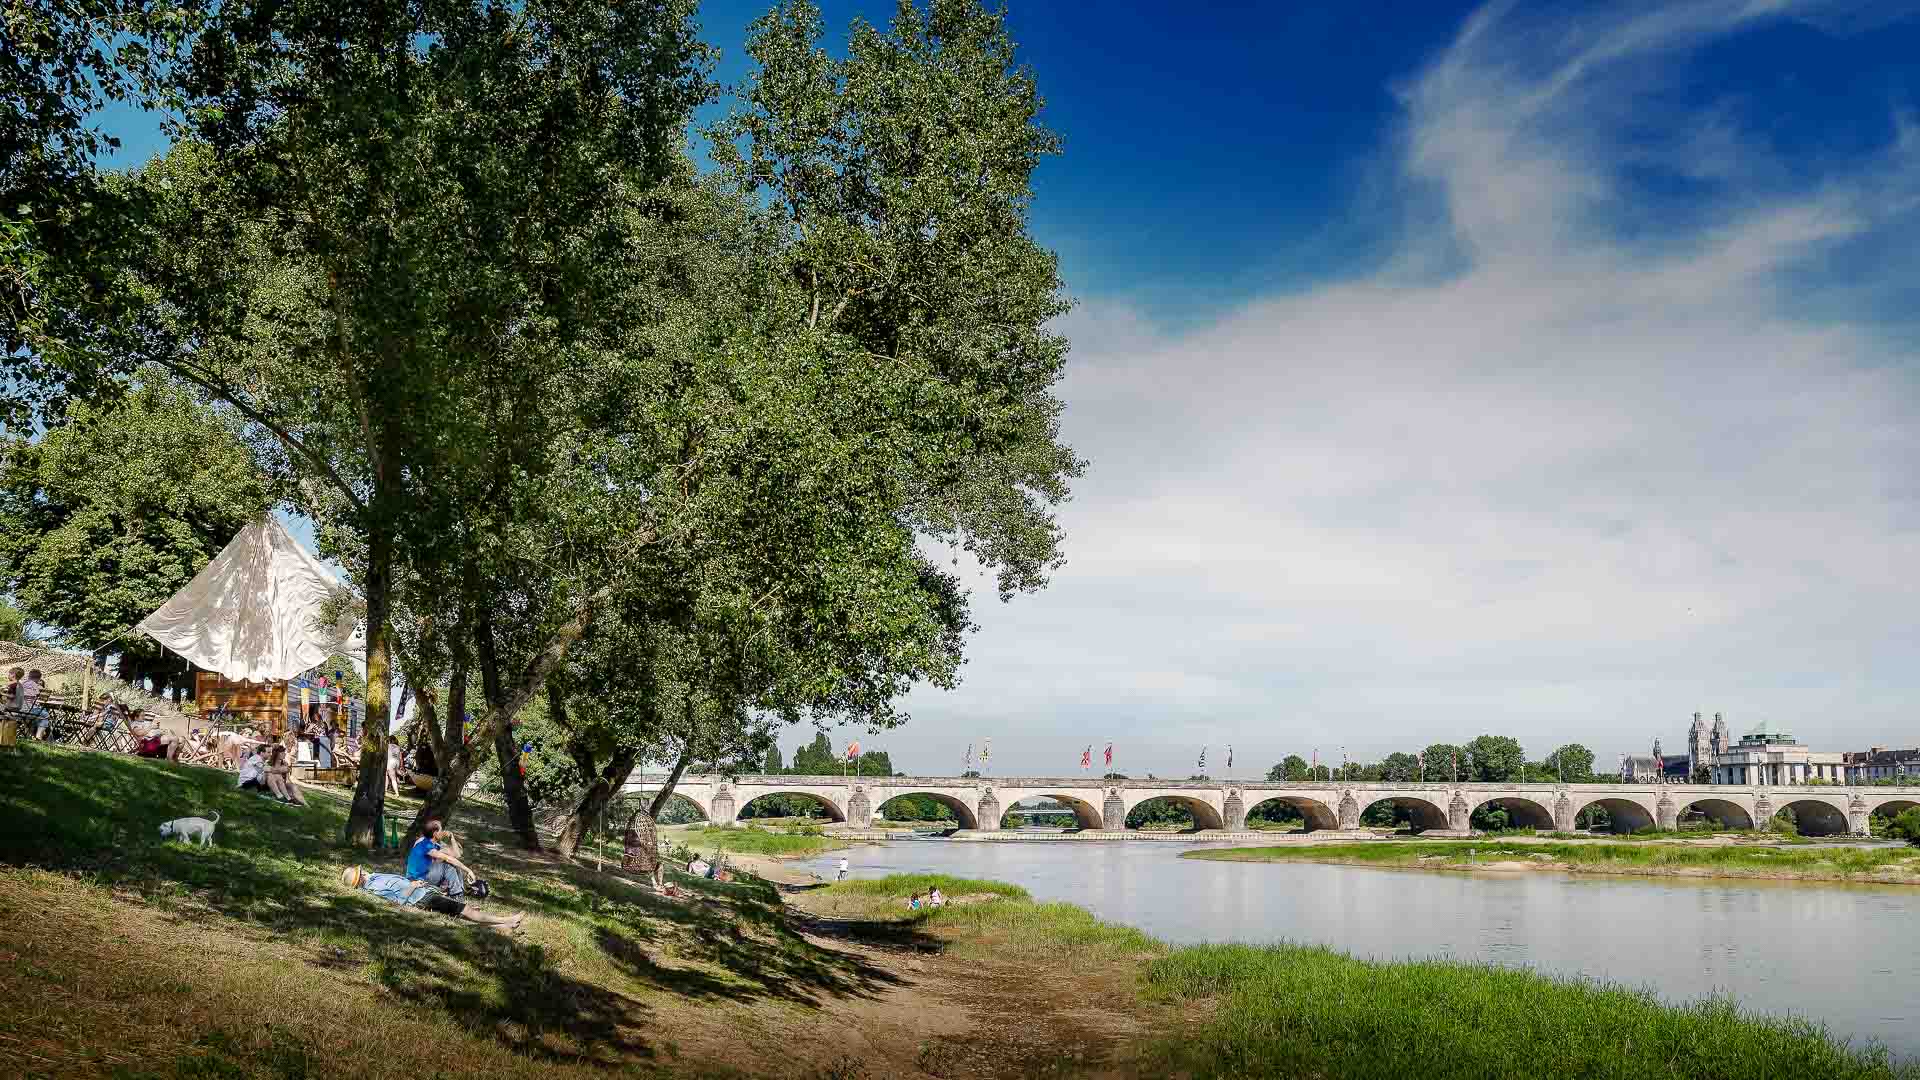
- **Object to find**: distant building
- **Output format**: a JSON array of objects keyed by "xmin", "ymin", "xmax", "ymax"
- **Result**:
[
  {"xmin": 1844, "ymin": 748, "xmax": 1920, "ymax": 783},
  {"xmin": 1706, "ymin": 727, "xmax": 1847, "ymax": 786},
  {"xmin": 1621, "ymin": 736, "xmax": 1692, "ymax": 783}
]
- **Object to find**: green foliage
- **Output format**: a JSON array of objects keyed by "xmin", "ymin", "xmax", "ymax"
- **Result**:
[
  {"xmin": 673, "ymin": 824, "xmax": 846, "ymax": 858},
  {"xmin": 881, "ymin": 794, "xmax": 957, "ymax": 822},
  {"xmin": 0, "ymin": 379, "xmax": 272, "ymax": 661},
  {"xmin": 1464, "ymin": 734, "xmax": 1525, "ymax": 782},
  {"xmin": 824, "ymin": 874, "xmax": 1027, "ymax": 903},
  {"xmin": 1885, "ymin": 808, "xmax": 1920, "ymax": 845},
  {"xmin": 1267, "ymin": 755, "xmax": 1308, "ymax": 782},
  {"xmin": 762, "ymin": 745, "xmax": 783, "ymax": 773},
  {"xmin": 0, "ymin": 598, "xmax": 27, "ymax": 644},
  {"xmin": 1127, "ymin": 798, "xmax": 1195, "ymax": 830},
  {"xmin": 1544, "ymin": 743, "xmax": 1596, "ymax": 782},
  {"xmin": 1422, "ymin": 743, "xmax": 1466, "ymax": 781}
]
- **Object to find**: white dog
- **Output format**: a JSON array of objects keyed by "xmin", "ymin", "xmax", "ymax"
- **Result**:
[{"xmin": 159, "ymin": 811, "xmax": 220, "ymax": 847}]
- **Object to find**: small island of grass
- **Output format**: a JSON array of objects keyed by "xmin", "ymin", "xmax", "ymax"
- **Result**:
[{"xmin": 1183, "ymin": 838, "xmax": 1920, "ymax": 883}]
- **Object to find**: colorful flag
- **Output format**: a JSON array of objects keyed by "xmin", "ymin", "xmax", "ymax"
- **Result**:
[
  {"xmin": 981, "ymin": 737, "xmax": 991, "ymax": 765},
  {"xmin": 964, "ymin": 742, "xmax": 973, "ymax": 771},
  {"xmin": 1081, "ymin": 745, "xmax": 1092, "ymax": 770},
  {"xmin": 1227, "ymin": 745, "xmax": 1233, "ymax": 769},
  {"xmin": 1198, "ymin": 746, "xmax": 1207, "ymax": 769},
  {"xmin": 846, "ymin": 740, "xmax": 861, "ymax": 761},
  {"xmin": 1104, "ymin": 743, "xmax": 1113, "ymax": 767}
]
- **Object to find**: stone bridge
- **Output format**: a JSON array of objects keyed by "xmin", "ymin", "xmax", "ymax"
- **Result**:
[{"xmin": 624, "ymin": 774, "xmax": 1920, "ymax": 837}]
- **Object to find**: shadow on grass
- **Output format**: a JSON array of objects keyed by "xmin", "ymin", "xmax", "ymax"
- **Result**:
[{"xmin": 0, "ymin": 742, "xmax": 914, "ymax": 1069}]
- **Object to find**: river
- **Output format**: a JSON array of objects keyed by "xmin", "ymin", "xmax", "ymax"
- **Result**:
[{"xmin": 798, "ymin": 838, "xmax": 1920, "ymax": 1059}]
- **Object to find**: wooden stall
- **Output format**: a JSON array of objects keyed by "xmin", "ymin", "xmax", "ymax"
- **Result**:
[{"xmin": 194, "ymin": 672, "xmax": 288, "ymax": 737}]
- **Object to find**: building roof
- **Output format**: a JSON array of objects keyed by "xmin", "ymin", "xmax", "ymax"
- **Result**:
[{"xmin": 1843, "ymin": 748, "xmax": 1920, "ymax": 766}]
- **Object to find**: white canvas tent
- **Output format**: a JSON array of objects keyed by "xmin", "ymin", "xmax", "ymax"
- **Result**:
[{"xmin": 137, "ymin": 515, "xmax": 365, "ymax": 683}]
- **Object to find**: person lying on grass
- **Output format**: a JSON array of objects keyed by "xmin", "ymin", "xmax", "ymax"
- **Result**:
[
  {"xmin": 338, "ymin": 866, "xmax": 524, "ymax": 934},
  {"xmin": 408, "ymin": 819, "xmax": 478, "ymax": 899}
]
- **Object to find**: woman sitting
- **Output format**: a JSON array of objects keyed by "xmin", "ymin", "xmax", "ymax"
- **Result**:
[
  {"xmin": 264, "ymin": 744, "xmax": 309, "ymax": 806},
  {"xmin": 129, "ymin": 712, "xmax": 182, "ymax": 762}
]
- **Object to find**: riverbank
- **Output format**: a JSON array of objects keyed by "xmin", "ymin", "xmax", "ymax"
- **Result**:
[
  {"xmin": 793, "ymin": 874, "xmax": 1917, "ymax": 1078},
  {"xmin": 1184, "ymin": 839, "xmax": 1920, "ymax": 883},
  {"xmin": 4, "ymin": 744, "xmax": 1914, "ymax": 1078}
]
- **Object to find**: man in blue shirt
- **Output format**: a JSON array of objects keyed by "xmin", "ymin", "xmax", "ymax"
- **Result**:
[
  {"xmin": 339, "ymin": 866, "xmax": 522, "ymax": 932},
  {"xmin": 407, "ymin": 819, "xmax": 478, "ymax": 899}
]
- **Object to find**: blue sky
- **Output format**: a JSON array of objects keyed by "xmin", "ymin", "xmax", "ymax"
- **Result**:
[{"xmin": 101, "ymin": 1, "xmax": 1920, "ymax": 777}]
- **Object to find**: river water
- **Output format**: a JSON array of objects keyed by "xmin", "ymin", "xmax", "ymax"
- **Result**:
[{"xmin": 797, "ymin": 839, "xmax": 1920, "ymax": 1059}]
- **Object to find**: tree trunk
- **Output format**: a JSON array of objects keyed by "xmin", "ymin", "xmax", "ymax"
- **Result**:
[
  {"xmin": 555, "ymin": 746, "xmax": 642, "ymax": 857},
  {"xmin": 494, "ymin": 720, "xmax": 540, "ymax": 850},
  {"xmin": 343, "ymin": 530, "xmax": 393, "ymax": 848},
  {"xmin": 648, "ymin": 738, "xmax": 698, "ymax": 820},
  {"xmin": 477, "ymin": 608, "xmax": 539, "ymax": 850}
]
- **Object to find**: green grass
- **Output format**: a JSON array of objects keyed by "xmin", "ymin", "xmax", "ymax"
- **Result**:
[
  {"xmin": 0, "ymin": 742, "xmax": 900, "ymax": 1078},
  {"xmin": 1140, "ymin": 943, "xmax": 1916, "ymax": 1079},
  {"xmin": 670, "ymin": 822, "xmax": 849, "ymax": 856},
  {"xmin": 824, "ymin": 873, "xmax": 1029, "ymax": 902},
  {"xmin": 1184, "ymin": 840, "xmax": 1920, "ymax": 878},
  {"xmin": 820, "ymin": 872, "xmax": 1916, "ymax": 1078}
]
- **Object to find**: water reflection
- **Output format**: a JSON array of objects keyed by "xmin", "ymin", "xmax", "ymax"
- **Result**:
[{"xmin": 800, "ymin": 840, "xmax": 1920, "ymax": 1058}]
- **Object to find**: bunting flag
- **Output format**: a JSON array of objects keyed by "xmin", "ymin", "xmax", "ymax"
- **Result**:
[
  {"xmin": 964, "ymin": 742, "xmax": 973, "ymax": 771},
  {"xmin": 1417, "ymin": 751, "xmax": 1425, "ymax": 777},
  {"xmin": 845, "ymin": 740, "xmax": 862, "ymax": 761},
  {"xmin": 1104, "ymin": 743, "xmax": 1113, "ymax": 767},
  {"xmin": 1081, "ymin": 745, "xmax": 1092, "ymax": 770},
  {"xmin": 1227, "ymin": 745, "xmax": 1233, "ymax": 769},
  {"xmin": 1198, "ymin": 745, "xmax": 1207, "ymax": 770},
  {"xmin": 981, "ymin": 737, "xmax": 991, "ymax": 765}
]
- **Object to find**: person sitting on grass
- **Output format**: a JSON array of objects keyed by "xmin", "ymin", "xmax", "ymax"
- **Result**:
[
  {"xmin": 339, "ymin": 866, "xmax": 523, "ymax": 934},
  {"xmin": 407, "ymin": 819, "xmax": 478, "ymax": 899},
  {"xmin": 130, "ymin": 712, "xmax": 182, "ymax": 762},
  {"xmin": 236, "ymin": 742, "xmax": 270, "ymax": 794},
  {"xmin": 264, "ymin": 744, "xmax": 308, "ymax": 805}
]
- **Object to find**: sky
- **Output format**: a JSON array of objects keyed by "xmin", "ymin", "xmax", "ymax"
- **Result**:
[{"xmin": 103, "ymin": 0, "xmax": 1920, "ymax": 778}]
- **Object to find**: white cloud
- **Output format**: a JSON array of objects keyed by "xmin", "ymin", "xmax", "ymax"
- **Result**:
[{"xmin": 870, "ymin": 0, "xmax": 1920, "ymax": 779}]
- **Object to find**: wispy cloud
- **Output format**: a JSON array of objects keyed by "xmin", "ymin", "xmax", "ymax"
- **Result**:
[{"xmin": 879, "ymin": 0, "xmax": 1920, "ymax": 778}]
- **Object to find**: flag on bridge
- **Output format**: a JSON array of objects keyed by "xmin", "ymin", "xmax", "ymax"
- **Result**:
[
  {"xmin": 1227, "ymin": 745, "xmax": 1233, "ymax": 769},
  {"xmin": 964, "ymin": 743, "xmax": 973, "ymax": 771},
  {"xmin": 1104, "ymin": 743, "xmax": 1113, "ymax": 767},
  {"xmin": 982, "ymin": 737, "xmax": 991, "ymax": 767},
  {"xmin": 1081, "ymin": 745, "xmax": 1092, "ymax": 770},
  {"xmin": 845, "ymin": 740, "xmax": 861, "ymax": 761},
  {"xmin": 1198, "ymin": 746, "xmax": 1207, "ymax": 770}
]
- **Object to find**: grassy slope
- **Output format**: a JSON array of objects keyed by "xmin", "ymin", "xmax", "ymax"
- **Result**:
[
  {"xmin": 0, "ymin": 743, "xmax": 899, "ymax": 1079},
  {"xmin": 1183, "ymin": 839, "xmax": 1920, "ymax": 879},
  {"xmin": 810, "ymin": 879, "xmax": 1919, "ymax": 1080}
]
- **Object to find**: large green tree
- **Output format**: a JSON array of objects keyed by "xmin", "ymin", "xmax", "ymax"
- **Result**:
[
  {"xmin": 1465, "ymin": 735, "xmax": 1526, "ymax": 783},
  {"xmin": 0, "ymin": 378, "xmax": 273, "ymax": 683},
  {"xmin": 1544, "ymin": 743, "xmax": 1595, "ymax": 783}
]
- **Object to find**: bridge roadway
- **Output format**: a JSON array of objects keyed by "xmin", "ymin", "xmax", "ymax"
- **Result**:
[{"xmin": 624, "ymin": 774, "xmax": 1920, "ymax": 836}]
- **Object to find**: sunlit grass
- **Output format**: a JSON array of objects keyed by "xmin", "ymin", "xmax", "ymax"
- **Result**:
[{"xmin": 1184, "ymin": 840, "xmax": 1920, "ymax": 878}]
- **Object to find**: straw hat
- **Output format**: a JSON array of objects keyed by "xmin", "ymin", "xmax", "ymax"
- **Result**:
[{"xmin": 339, "ymin": 866, "xmax": 366, "ymax": 889}]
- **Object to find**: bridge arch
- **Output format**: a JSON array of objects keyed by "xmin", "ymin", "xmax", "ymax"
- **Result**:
[
  {"xmin": 875, "ymin": 791, "xmax": 979, "ymax": 830},
  {"xmin": 1008, "ymin": 793, "xmax": 1102, "ymax": 830},
  {"xmin": 1360, "ymin": 794, "xmax": 1448, "ymax": 833},
  {"xmin": 1125, "ymin": 794, "xmax": 1226, "ymax": 832},
  {"xmin": 1865, "ymin": 796, "xmax": 1920, "ymax": 821},
  {"xmin": 1680, "ymin": 797, "xmax": 1754, "ymax": 830},
  {"xmin": 1245, "ymin": 795, "xmax": 1339, "ymax": 832},
  {"xmin": 1468, "ymin": 795, "xmax": 1555, "ymax": 831},
  {"xmin": 735, "ymin": 790, "xmax": 846, "ymax": 823},
  {"xmin": 1775, "ymin": 798, "xmax": 1848, "ymax": 837},
  {"xmin": 1575, "ymin": 796, "xmax": 1655, "ymax": 834}
]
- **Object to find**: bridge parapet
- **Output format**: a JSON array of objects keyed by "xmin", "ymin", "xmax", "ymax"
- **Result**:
[{"xmin": 622, "ymin": 774, "xmax": 1920, "ymax": 837}]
